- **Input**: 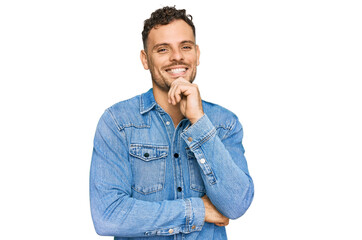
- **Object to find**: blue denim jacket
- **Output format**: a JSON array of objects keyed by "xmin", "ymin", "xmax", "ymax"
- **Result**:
[{"xmin": 90, "ymin": 89, "xmax": 254, "ymax": 240}]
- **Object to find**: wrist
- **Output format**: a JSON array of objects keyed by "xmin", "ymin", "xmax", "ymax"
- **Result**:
[{"xmin": 189, "ymin": 112, "xmax": 204, "ymax": 125}]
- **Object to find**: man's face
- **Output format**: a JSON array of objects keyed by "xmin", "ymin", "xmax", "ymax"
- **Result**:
[{"xmin": 141, "ymin": 19, "xmax": 200, "ymax": 92}]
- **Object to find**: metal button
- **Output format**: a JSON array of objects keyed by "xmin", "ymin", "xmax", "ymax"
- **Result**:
[
  {"xmin": 187, "ymin": 137, "xmax": 193, "ymax": 142},
  {"xmin": 166, "ymin": 121, "xmax": 170, "ymax": 125},
  {"xmin": 144, "ymin": 153, "xmax": 149, "ymax": 158},
  {"xmin": 168, "ymin": 229, "xmax": 174, "ymax": 234},
  {"xmin": 191, "ymin": 225, "xmax": 196, "ymax": 230},
  {"xmin": 200, "ymin": 158, "xmax": 206, "ymax": 164},
  {"xmin": 174, "ymin": 153, "xmax": 179, "ymax": 158}
]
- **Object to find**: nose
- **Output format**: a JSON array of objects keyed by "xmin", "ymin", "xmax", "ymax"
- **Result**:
[{"xmin": 170, "ymin": 48, "xmax": 184, "ymax": 62}]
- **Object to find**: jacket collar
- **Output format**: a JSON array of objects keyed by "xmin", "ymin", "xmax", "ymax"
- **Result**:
[{"xmin": 140, "ymin": 88, "xmax": 157, "ymax": 114}]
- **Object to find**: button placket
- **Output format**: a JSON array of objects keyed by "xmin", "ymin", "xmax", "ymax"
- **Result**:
[
  {"xmin": 156, "ymin": 110, "xmax": 175, "ymax": 145},
  {"xmin": 173, "ymin": 147, "xmax": 183, "ymax": 199},
  {"xmin": 173, "ymin": 121, "xmax": 189, "ymax": 200}
]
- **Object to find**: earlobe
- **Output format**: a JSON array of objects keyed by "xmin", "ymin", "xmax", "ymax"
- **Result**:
[{"xmin": 140, "ymin": 50, "xmax": 149, "ymax": 70}]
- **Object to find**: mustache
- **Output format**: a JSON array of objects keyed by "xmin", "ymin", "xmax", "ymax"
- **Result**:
[{"xmin": 163, "ymin": 62, "xmax": 190, "ymax": 69}]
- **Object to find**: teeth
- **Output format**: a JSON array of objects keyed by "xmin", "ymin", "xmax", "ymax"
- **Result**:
[{"xmin": 168, "ymin": 68, "xmax": 186, "ymax": 73}]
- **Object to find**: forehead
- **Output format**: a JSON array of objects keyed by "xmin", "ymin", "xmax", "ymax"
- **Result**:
[{"xmin": 147, "ymin": 19, "xmax": 195, "ymax": 48}]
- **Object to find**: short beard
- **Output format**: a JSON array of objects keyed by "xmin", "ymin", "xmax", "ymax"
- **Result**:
[{"xmin": 150, "ymin": 69, "xmax": 197, "ymax": 92}]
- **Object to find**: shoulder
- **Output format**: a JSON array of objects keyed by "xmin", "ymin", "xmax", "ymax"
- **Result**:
[
  {"xmin": 108, "ymin": 94, "xmax": 141, "ymax": 116},
  {"xmin": 101, "ymin": 93, "xmax": 149, "ymax": 131}
]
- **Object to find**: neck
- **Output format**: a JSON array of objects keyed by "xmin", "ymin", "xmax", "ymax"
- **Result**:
[{"xmin": 153, "ymin": 86, "xmax": 184, "ymax": 127}]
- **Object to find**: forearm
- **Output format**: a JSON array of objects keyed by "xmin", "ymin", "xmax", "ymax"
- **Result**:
[
  {"xmin": 197, "ymin": 135, "xmax": 254, "ymax": 219},
  {"xmin": 90, "ymin": 185, "xmax": 204, "ymax": 237},
  {"xmin": 181, "ymin": 114, "xmax": 254, "ymax": 219}
]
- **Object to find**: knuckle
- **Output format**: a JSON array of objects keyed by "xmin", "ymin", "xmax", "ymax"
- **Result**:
[
  {"xmin": 171, "ymin": 80, "xmax": 179, "ymax": 86},
  {"xmin": 191, "ymin": 84, "xmax": 199, "ymax": 92}
]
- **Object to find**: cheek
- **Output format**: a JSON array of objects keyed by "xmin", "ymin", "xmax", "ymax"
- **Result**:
[
  {"xmin": 152, "ymin": 60, "xmax": 167, "ymax": 72},
  {"xmin": 186, "ymin": 53, "xmax": 198, "ymax": 65}
]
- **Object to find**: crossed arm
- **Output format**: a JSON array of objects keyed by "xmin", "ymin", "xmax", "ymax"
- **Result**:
[{"xmin": 90, "ymin": 79, "xmax": 253, "ymax": 237}]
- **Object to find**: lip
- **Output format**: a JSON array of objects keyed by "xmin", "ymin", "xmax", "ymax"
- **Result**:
[{"xmin": 164, "ymin": 65, "xmax": 189, "ymax": 77}]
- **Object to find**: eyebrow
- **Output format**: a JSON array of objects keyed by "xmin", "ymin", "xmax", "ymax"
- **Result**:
[
  {"xmin": 152, "ymin": 40, "xmax": 196, "ymax": 51},
  {"xmin": 180, "ymin": 40, "xmax": 196, "ymax": 45},
  {"xmin": 152, "ymin": 43, "xmax": 169, "ymax": 51}
]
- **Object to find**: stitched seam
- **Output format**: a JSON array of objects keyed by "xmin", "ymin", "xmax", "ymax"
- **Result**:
[
  {"xmin": 119, "ymin": 123, "xmax": 150, "ymax": 131},
  {"xmin": 221, "ymin": 118, "xmax": 239, "ymax": 140},
  {"xmin": 106, "ymin": 109, "xmax": 121, "ymax": 131},
  {"xmin": 130, "ymin": 144, "xmax": 169, "ymax": 149},
  {"xmin": 190, "ymin": 127, "xmax": 216, "ymax": 151},
  {"xmin": 106, "ymin": 108, "xmax": 151, "ymax": 131},
  {"xmin": 185, "ymin": 199, "xmax": 191, "ymax": 232},
  {"xmin": 131, "ymin": 185, "xmax": 164, "ymax": 195},
  {"xmin": 215, "ymin": 125, "xmax": 232, "ymax": 131}
]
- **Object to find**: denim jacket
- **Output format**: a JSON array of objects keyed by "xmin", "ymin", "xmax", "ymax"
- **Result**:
[{"xmin": 90, "ymin": 89, "xmax": 254, "ymax": 240}]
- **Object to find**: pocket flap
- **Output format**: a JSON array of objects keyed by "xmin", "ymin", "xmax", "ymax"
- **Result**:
[{"xmin": 129, "ymin": 144, "xmax": 168, "ymax": 161}]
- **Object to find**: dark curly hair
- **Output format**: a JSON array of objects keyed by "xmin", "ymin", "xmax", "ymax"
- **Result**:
[{"xmin": 142, "ymin": 6, "xmax": 196, "ymax": 50}]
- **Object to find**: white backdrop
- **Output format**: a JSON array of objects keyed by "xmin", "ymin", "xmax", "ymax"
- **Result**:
[{"xmin": 1, "ymin": 0, "xmax": 361, "ymax": 239}]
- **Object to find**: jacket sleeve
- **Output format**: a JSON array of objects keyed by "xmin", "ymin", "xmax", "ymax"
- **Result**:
[
  {"xmin": 181, "ymin": 114, "xmax": 254, "ymax": 219},
  {"xmin": 90, "ymin": 110, "xmax": 205, "ymax": 237}
]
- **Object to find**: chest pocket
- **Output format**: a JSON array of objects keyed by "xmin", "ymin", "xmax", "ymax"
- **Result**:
[
  {"xmin": 186, "ymin": 148, "xmax": 206, "ymax": 193},
  {"xmin": 129, "ymin": 144, "xmax": 168, "ymax": 195}
]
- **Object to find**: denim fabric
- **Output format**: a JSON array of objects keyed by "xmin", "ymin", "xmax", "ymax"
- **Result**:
[{"xmin": 90, "ymin": 89, "xmax": 254, "ymax": 240}]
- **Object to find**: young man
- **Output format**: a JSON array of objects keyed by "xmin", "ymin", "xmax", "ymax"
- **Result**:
[{"xmin": 90, "ymin": 6, "xmax": 254, "ymax": 240}]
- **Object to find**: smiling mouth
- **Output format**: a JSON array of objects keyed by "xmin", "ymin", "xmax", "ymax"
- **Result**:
[{"xmin": 165, "ymin": 68, "xmax": 188, "ymax": 74}]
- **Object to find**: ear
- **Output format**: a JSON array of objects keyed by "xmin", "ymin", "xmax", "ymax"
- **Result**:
[
  {"xmin": 196, "ymin": 45, "xmax": 200, "ymax": 66},
  {"xmin": 140, "ymin": 50, "xmax": 149, "ymax": 70}
]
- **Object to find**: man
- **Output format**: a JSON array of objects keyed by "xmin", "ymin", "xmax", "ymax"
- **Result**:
[{"xmin": 90, "ymin": 6, "xmax": 254, "ymax": 240}]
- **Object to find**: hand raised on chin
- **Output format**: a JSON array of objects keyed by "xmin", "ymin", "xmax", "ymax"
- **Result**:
[{"xmin": 167, "ymin": 77, "xmax": 204, "ymax": 124}]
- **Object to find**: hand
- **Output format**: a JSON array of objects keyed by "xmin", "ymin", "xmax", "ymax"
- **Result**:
[
  {"xmin": 202, "ymin": 195, "xmax": 230, "ymax": 227},
  {"xmin": 168, "ymin": 77, "xmax": 204, "ymax": 124}
]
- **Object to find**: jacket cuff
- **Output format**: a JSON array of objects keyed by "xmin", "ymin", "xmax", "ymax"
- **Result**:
[
  {"xmin": 144, "ymin": 198, "xmax": 204, "ymax": 236},
  {"xmin": 181, "ymin": 114, "xmax": 216, "ymax": 151},
  {"xmin": 185, "ymin": 197, "xmax": 205, "ymax": 233}
]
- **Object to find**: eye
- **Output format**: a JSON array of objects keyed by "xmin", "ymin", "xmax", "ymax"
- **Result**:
[
  {"xmin": 182, "ymin": 45, "xmax": 192, "ymax": 50},
  {"xmin": 157, "ymin": 48, "xmax": 168, "ymax": 53}
]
